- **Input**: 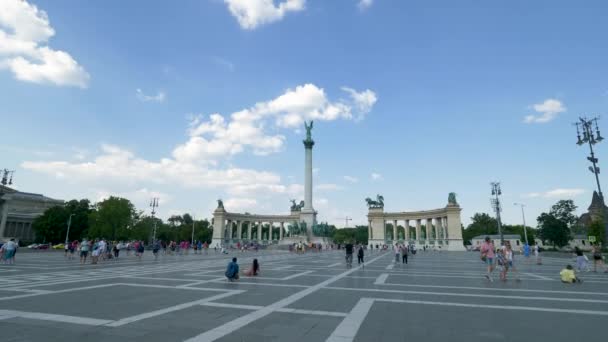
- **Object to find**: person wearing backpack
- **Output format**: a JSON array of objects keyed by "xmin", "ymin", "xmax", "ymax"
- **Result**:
[{"xmin": 591, "ymin": 244, "xmax": 607, "ymax": 273}]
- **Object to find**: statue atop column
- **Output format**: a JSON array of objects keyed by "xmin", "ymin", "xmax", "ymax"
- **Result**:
[
  {"xmin": 217, "ymin": 199, "xmax": 224, "ymax": 209},
  {"xmin": 448, "ymin": 192, "xmax": 458, "ymax": 206},
  {"xmin": 304, "ymin": 120, "xmax": 313, "ymax": 141},
  {"xmin": 365, "ymin": 194, "xmax": 384, "ymax": 209}
]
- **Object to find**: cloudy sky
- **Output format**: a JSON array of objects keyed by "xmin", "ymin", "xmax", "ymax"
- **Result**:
[{"xmin": 1, "ymin": 0, "xmax": 607, "ymax": 227}]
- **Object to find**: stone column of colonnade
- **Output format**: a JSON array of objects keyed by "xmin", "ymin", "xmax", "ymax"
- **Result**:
[
  {"xmin": 416, "ymin": 219, "xmax": 422, "ymax": 244},
  {"xmin": 393, "ymin": 220, "xmax": 399, "ymax": 243},
  {"xmin": 425, "ymin": 219, "xmax": 431, "ymax": 245},
  {"xmin": 404, "ymin": 219, "xmax": 410, "ymax": 241}
]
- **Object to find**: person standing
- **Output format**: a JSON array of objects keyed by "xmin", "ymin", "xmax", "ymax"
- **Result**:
[
  {"xmin": 393, "ymin": 244, "xmax": 400, "ymax": 263},
  {"xmin": 401, "ymin": 244, "xmax": 409, "ymax": 264},
  {"xmin": 152, "ymin": 240, "xmax": 160, "ymax": 260},
  {"xmin": 480, "ymin": 237, "xmax": 496, "ymax": 281},
  {"xmin": 357, "ymin": 244, "xmax": 365, "ymax": 266},
  {"xmin": 79, "ymin": 238, "xmax": 89, "ymax": 264}
]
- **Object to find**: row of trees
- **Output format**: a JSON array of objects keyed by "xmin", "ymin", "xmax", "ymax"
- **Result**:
[
  {"xmin": 32, "ymin": 196, "xmax": 213, "ymax": 244},
  {"xmin": 537, "ymin": 199, "xmax": 604, "ymax": 247},
  {"xmin": 462, "ymin": 212, "xmax": 536, "ymax": 245}
]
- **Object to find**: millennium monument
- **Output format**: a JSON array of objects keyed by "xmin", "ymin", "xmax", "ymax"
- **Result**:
[
  {"xmin": 366, "ymin": 192, "xmax": 465, "ymax": 251},
  {"xmin": 211, "ymin": 121, "xmax": 319, "ymax": 246}
]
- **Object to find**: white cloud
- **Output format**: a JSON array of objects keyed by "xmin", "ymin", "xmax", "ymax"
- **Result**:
[
  {"xmin": 136, "ymin": 89, "xmax": 166, "ymax": 103},
  {"xmin": 341, "ymin": 87, "xmax": 377, "ymax": 121},
  {"xmin": 223, "ymin": 0, "xmax": 305, "ymax": 30},
  {"xmin": 0, "ymin": 0, "xmax": 89, "ymax": 87},
  {"xmin": 343, "ymin": 175, "xmax": 358, "ymax": 183},
  {"xmin": 224, "ymin": 198, "xmax": 257, "ymax": 212},
  {"xmin": 371, "ymin": 172, "xmax": 383, "ymax": 181},
  {"xmin": 523, "ymin": 99, "xmax": 566, "ymax": 124},
  {"xmin": 523, "ymin": 188, "xmax": 584, "ymax": 199},
  {"xmin": 357, "ymin": 0, "xmax": 374, "ymax": 11},
  {"xmin": 183, "ymin": 83, "xmax": 376, "ymax": 162}
]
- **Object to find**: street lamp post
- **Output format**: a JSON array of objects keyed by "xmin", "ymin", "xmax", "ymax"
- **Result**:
[
  {"xmin": 513, "ymin": 203, "xmax": 528, "ymax": 245},
  {"xmin": 150, "ymin": 198, "xmax": 159, "ymax": 243},
  {"xmin": 491, "ymin": 182, "xmax": 504, "ymax": 245},
  {"xmin": 574, "ymin": 117, "xmax": 608, "ymax": 243},
  {"xmin": 65, "ymin": 213, "xmax": 75, "ymax": 245},
  {"xmin": 191, "ymin": 215, "xmax": 195, "ymax": 245}
]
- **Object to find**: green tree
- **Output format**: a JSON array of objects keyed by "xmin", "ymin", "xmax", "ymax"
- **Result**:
[
  {"xmin": 64, "ymin": 199, "xmax": 93, "ymax": 240},
  {"xmin": 537, "ymin": 212, "xmax": 570, "ymax": 248},
  {"xmin": 549, "ymin": 200, "xmax": 578, "ymax": 229},
  {"xmin": 88, "ymin": 196, "xmax": 137, "ymax": 240},
  {"xmin": 588, "ymin": 219, "xmax": 605, "ymax": 245},
  {"xmin": 462, "ymin": 213, "xmax": 498, "ymax": 244},
  {"xmin": 32, "ymin": 206, "xmax": 68, "ymax": 243}
]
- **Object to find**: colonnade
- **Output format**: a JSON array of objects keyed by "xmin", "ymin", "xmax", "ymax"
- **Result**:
[
  {"xmin": 367, "ymin": 200, "xmax": 466, "ymax": 251},
  {"xmin": 221, "ymin": 220, "xmax": 288, "ymax": 243},
  {"xmin": 367, "ymin": 217, "xmax": 449, "ymax": 245}
]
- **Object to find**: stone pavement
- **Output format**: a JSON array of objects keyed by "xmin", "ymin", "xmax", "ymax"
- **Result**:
[{"xmin": 1, "ymin": 249, "xmax": 607, "ymax": 341}]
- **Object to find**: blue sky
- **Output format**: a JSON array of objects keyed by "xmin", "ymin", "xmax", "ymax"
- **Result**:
[{"xmin": 2, "ymin": 0, "xmax": 608, "ymax": 227}]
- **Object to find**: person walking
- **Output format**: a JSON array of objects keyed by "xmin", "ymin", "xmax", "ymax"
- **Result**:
[
  {"xmin": 480, "ymin": 237, "xmax": 496, "ymax": 281},
  {"xmin": 504, "ymin": 242, "xmax": 520, "ymax": 281},
  {"xmin": 225, "ymin": 257, "xmax": 240, "ymax": 281},
  {"xmin": 574, "ymin": 246, "xmax": 588, "ymax": 272},
  {"xmin": 591, "ymin": 244, "xmax": 607, "ymax": 273},
  {"xmin": 345, "ymin": 241, "xmax": 354, "ymax": 268},
  {"xmin": 1, "ymin": 238, "xmax": 17, "ymax": 264},
  {"xmin": 401, "ymin": 244, "xmax": 409, "ymax": 264},
  {"xmin": 534, "ymin": 244, "xmax": 542, "ymax": 265},
  {"xmin": 357, "ymin": 244, "xmax": 365, "ymax": 266},
  {"xmin": 152, "ymin": 240, "xmax": 160, "ymax": 260}
]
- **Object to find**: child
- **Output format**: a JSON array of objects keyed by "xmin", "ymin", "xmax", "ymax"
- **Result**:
[
  {"xmin": 496, "ymin": 247, "xmax": 508, "ymax": 281},
  {"xmin": 560, "ymin": 264, "xmax": 581, "ymax": 283}
]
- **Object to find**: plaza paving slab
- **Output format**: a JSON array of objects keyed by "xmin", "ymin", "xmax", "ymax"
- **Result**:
[{"xmin": 1, "ymin": 249, "xmax": 607, "ymax": 341}]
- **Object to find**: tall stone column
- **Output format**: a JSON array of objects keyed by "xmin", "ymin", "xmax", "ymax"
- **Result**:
[
  {"xmin": 425, "ymin": 219, "xmax": 431, "ymax": 244},
  {"xmin": 237, "ymin": 221, "xmax": 242, "ymax": 241},
  {"xmin": 247, "ymin": 222, "xmax": 252, "ymax": 240},
  {"xmin": 269, "ymin": 222, "xmax": 273, "ymax": 241},
  {"xmin": 280, "ymin": 222, "xmax": 284, "ymax": 240},
  {"xmin": 393, "ymin": 220, "xmax": 398, "ymax": 242},
  {"xmin": 300, "ymin": 121, "xmax": 317, "ymax": 234},
  {"xmin": 404, "ymin": 219, "xmax": 410, "ymax": 241},
  {"xmin": 416, "ymin": 219, "xmax": 421, "ymax": 244}
]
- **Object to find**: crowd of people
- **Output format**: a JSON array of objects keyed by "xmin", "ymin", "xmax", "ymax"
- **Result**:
[{"xmin": 480, "ymin": 236, "xmax": 607, "ymax": 283}]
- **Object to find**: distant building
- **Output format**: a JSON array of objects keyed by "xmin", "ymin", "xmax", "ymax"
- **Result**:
[
  {"xmin": 0, "ymin": 185, "xmax": 63, "ymax": 243},
  {"xmin": 471, "ymin": 234, "xmax": 523, "ymax": 248},
  {"xmin": 577, "ymin": 191, "xmax": 607, "ymax": 230}
]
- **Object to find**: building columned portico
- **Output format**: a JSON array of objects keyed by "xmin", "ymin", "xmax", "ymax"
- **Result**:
[
  {"xmin": 211, "ymin": 201, "xmax": 306, "ymax": 247},
  {"xmin": 367, "ymin": 194, "xmax": 465, "ymax": 251}
]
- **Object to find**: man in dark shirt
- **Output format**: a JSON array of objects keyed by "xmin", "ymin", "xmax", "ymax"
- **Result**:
[{"xmin": 345, "ymin": 242, "xmax": 354, "ymax": 267}]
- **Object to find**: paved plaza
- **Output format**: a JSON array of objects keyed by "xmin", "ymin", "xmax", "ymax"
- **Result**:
[{"xmin": 1, "ymin": 249, "xmax": 607, "ymax": 341}]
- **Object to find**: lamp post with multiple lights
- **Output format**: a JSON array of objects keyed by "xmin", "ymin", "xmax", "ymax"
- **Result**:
[
  {"xmin": 575, "ymin": 116, "xmax": 608, "ymax": 242},
  {"xmin": 150, "ymin": 198, "xmax": 159, "ymax": 243},
  {"xmin": 491, "ymin": 182, "xmax": 504, "ymax": 245}
]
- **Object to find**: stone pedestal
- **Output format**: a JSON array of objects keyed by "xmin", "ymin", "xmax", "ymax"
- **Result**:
[
  {"xmin": 299, "ymin": 209, "xmax": 317, "ymax": 240},
  {"xmin": 445, "ymin": 204, "xmax": 465, "ymax": 251}
]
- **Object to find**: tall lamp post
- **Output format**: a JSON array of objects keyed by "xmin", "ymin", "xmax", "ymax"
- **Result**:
[
  {"xmin": 65, "ymin": 213, "xmax": 75, "ymax": 245},
  {"xmin": 150, "ymin": 198, "xmax": 159, "ymax": 243},
  {"xmin": 574, "ymin": 117, "xmax": 608, "ymax": 242},
  {"xmin": 491, "ymin": 182, "xmax": 504, "ymax": 245},
  {"xmin": 191, "ymin": 215, "xmax": 195, "ymax": 245},
  {"xmin": 513, "ymin": 203, "xmax": 528, "ymax": 245}
]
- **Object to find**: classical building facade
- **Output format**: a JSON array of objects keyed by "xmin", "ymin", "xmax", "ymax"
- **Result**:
[
  {"xmin": 0, "ymin": 185, "xmax": 63, "ymax": 242},
  {"xmin": 367, "ymin": 194, "xmax": 465, "ymax": 251}
]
